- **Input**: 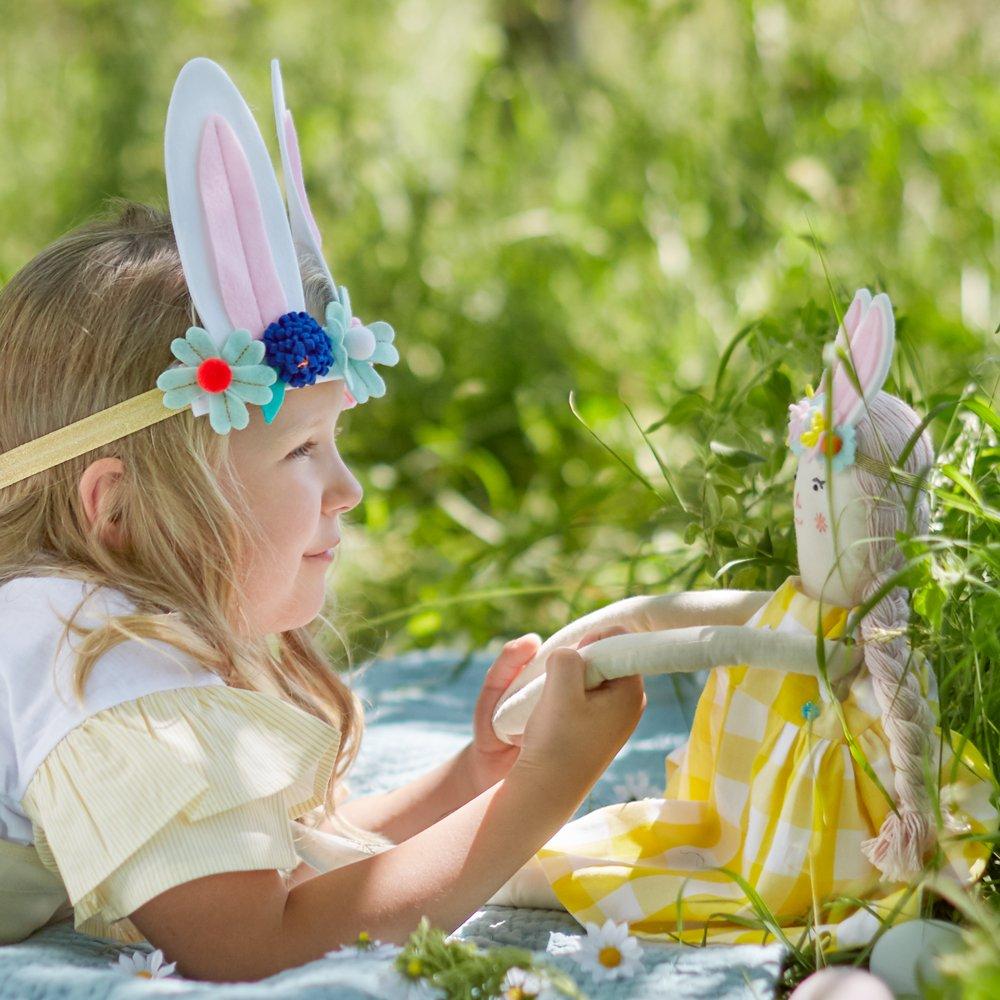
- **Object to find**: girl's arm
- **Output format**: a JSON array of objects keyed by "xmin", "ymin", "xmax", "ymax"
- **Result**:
[
  {"xmin": 333, "ymin": 741, "xmax": 483, "ymax": 841},
  {"xmin": 128, "ymin": 654, "xmax": 645, "ymax": 982}
]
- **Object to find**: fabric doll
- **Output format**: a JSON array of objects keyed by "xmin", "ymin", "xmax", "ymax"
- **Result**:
[{"xmin": 489, "ymin": 290, "xmax": 997, "ymax": 947}]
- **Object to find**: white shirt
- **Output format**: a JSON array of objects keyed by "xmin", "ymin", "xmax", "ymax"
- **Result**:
[{"xmin": 0, "ymin": 575, "xmax": 222, "ymax": 845}]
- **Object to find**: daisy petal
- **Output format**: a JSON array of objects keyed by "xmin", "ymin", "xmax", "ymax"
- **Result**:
[
  {"xmin": 223, "ymin": 391, "xmax": 250, "ymax": 431},
  {"xmin": 185, "ymin": 326, "xmax": 218, "ymax": 360},
  {"xmin": 369, "ymin": 342, "xmax": 399, "ymax": 366},
  {"xmin": 229, "ymin": 382, "xmax": 274, "ymax": 406},
  {"xmin": 220, "ymin": 329, "xmax": 253, "ymax": 365},
  {"xmin": 162, "ymin": 384, "xmax": 204, "ymax": 409},
  {"xmin": 170, "ymin": 338, "xmax": 206, "ymax": 367},
  {"xmin": 207, "ymin": 393, "xmax": 232, "ymax": 435},
  {"xmin": 230, "ymin": 364, "xmax": 278, "ymax": 387},
  {"xmin": 157, "ymin": 367, "xmax": 198, "ymax": 391}
]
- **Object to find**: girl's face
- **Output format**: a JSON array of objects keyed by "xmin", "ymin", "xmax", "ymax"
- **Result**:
[{"xmin": 224, "ymin": 378, "xmax": 363, "ymax": 636}]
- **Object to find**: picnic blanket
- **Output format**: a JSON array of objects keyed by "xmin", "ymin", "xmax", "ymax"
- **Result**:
[{"xmin": 0, "ymin": 648, "xmax": 785, "ymax": 998}]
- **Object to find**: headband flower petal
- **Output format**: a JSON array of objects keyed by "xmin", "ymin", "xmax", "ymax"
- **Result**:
[{"xmin": 157, "ymin": 327, "xmax": 277, "ymax": 434}]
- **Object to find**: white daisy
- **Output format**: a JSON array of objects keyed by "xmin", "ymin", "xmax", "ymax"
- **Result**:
[
  {"xmin": 501, "ymin": 965, "xmax": 544, "ymax": 999},
  {"xmin": 325, "ymin": 931, "xmax": 402, "ymax": 960},
  {"xmin": 110, "ymin": 947, "xmax": 177, "ymax": 979},
  {"xmin": 612, "ymin": 771, "xmax": 658, "ymax": 802},
  {"xmin": 572, "ymin": 919, "xmax": 642, "ymax": 981}
]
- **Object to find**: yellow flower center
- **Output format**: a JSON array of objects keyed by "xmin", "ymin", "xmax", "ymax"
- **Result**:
[
  {"xmin": 358, "ymin": 931, "xmax": 370, "ymax": 943},
  {"xmin": 405, "ymin": 957, "xmax": 423, "ymax": 979},
  {"xmin": 598, "ymin": 945, "xmax": 622, "ymax": 968},
  {"xmin": 800, "ymin": 409, "xmax": 826, "ymax": 448},
  {"xmin": 506, "ymin": 988, "xmax": 525, "ymax": 1000},
  {"xmin": 135, "ymin": 971, "xmax": 153, "ymax": 979}
]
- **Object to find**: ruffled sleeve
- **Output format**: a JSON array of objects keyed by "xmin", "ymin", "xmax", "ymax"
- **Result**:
[{"xmin": 20, "ymin": 685, "xmax": 340, "ymax": 941}]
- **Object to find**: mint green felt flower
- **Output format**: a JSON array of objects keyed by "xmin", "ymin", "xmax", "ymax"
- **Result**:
[
  {"xmin": 324, "ymin": 286, "xmax": 399, "ymax": 405},
  {"xmin": 156, "ymin": 327, "xmax": 277, "ymax": 435}
]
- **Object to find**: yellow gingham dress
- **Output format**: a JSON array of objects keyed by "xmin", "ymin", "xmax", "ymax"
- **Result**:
[{"xmin": 535, "ymin": 576, "xmax": 997, "ymax": 947}]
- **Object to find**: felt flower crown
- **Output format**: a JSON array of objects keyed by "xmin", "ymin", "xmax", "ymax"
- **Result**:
[
  {"xmin": 787, "ymin": 288, "xmax": 894, "ymax": 474},
  {"xmin": 0, "ymin": 58, "xmax": 398, "ymax": 488}
]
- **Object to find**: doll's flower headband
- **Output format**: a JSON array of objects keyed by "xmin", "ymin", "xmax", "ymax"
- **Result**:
[
  {"xmin": 787, "ymin": 288, "xmax": 894, "ymax": 474},
  {"xmin": 0, "ymin": 58, "xmax": 398, "ymax": 489}
]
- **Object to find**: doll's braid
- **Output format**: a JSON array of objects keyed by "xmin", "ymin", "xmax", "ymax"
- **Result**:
[{"xmin": 854, "ymin": 393, "xmax": 936, "ymax": 881}]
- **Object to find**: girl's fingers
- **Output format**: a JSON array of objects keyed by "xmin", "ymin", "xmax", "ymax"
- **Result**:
[{"xmin": 482, "ymin": 633, "xmax": 542, "ymax": 693}]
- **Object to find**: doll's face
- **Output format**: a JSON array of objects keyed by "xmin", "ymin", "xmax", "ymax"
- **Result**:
[{"xmin": 793, "ymin": 451, "xmax": 868, "ymax": 607}]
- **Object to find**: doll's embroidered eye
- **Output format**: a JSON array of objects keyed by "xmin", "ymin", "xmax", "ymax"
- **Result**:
[{"xmin": 812, "ymin": 477, "xmax": 825, "ymax": 492}]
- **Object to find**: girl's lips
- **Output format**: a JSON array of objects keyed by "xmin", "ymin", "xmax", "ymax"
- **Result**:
[{"xmin": 304, "ymin": 549, "xmax": 334, "ymax": 562}]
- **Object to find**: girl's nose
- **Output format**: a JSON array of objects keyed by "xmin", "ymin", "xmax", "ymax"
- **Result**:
[{"xmin": 324, "ymin": 455, "xmax": 363, "ymax": 515}]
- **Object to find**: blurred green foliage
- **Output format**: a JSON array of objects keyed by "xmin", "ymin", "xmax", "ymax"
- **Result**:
[{"xmin": 0, "ymin": 0, "xmax": 996, "ymax": 663}]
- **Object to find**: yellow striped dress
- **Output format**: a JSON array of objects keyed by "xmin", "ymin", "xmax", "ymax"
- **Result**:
[{"xmin": 535, "ymin": 576, "xmax": 997, "ymax": 947}]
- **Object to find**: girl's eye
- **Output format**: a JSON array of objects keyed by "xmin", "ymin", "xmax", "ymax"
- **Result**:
[{"xmin": 288, "ymin": 440, "xmax": 317, "ymax": 459}]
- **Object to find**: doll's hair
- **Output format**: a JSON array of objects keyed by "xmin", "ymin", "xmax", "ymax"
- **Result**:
[
  {"xmin": 0, "ymin": 201, "xmax": 381, "ymax": 843},
  {"xmin": 852, "ymin": 390, "xmax": 936, "ymax": 880}
]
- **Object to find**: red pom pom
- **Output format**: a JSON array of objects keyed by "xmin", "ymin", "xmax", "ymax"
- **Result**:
[
  {"xmin": 196, "ymin": 357, "xmax": 233, "ymax": 393},
  {"xmin": 819, "ymin": 431, "xmax": 843, "ymax": 456}
]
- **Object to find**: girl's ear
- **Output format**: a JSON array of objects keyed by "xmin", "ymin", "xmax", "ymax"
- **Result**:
[
  {"xmin": 828, "ymin": 291, "xmax": 895, "ymax": 428},
  {"xmin": 165, "ymin": 58, "xmax": 305, "ymax": 355}
]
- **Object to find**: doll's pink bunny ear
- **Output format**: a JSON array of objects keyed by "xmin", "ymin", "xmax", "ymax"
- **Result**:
[
  {"xmin": 271, "ymin": 59, "xmax": 336, "ymax": 294},
  {"xmin": 165, "ymin": 58, "xmax": 305, "ymax": 359},
  {"xmin": 828, "ymin": 291, "xmax": 895, "ymax": 428}
]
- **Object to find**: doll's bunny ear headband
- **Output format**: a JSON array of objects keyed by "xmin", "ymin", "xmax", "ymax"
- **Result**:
[
  {"xmin": 786, "ymin": 288, "xmax": 918, "ymax": 484},
  {"xmin": 0, "ymin": 57, "xmax": 398, "ymax": 487}
]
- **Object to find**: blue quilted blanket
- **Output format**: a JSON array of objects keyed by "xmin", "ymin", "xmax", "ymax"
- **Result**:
[{"xmin": 0, "ymin": 649, "xmax": 784, "ymax": 998}]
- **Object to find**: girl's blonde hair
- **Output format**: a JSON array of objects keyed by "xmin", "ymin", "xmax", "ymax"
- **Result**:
[{"xmin": 0, "ymin": 200, "xmax": 374, "ymax": 837}]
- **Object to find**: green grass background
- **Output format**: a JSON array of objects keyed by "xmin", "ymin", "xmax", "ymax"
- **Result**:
[{"xmin": 1, "ymin": 1, "xmax": 998, "ymax": 992}]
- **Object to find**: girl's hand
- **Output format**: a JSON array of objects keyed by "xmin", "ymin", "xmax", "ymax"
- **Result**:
[
  {"xmin": 466, "ymin": 626, "xmax": 632, "ymax": 793},
  {"xmin": 466, "ymin": 634, "xmax": 542, "ymax": 793}
]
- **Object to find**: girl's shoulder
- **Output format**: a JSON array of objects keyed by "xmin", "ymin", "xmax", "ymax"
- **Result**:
[{"xmin": 0, "ymin": 575, "xmax": 223, "ymax": 837}]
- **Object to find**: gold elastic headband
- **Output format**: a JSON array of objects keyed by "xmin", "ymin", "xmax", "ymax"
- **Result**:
[{"xmin": 0, "ymin": 390, "xmax": 178, "ymax": 491}]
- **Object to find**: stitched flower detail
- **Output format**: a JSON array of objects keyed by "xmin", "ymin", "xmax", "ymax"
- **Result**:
[
  {"xmin": 325, "ymin": 285, "xmax": 399, "ymax": 405},
  {"xmin": 157, "ymin": 327, "xmax": 277, "ymax": 435},
  {"xmin": 801, "ymin": 700, "xmax": 820, "ymax": 722},
  {"xmin": 800, "ymin": 409, "xmax": 827, "ymax": 449}
]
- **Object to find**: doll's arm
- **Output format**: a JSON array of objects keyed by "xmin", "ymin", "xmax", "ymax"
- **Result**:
[
  {"xmin": 493, "ymin": 589, "xmax": 771, "ymax": 713},
  {"xmin": 492, "ymin": 625, "xmax": 858, "ymax": 743}
]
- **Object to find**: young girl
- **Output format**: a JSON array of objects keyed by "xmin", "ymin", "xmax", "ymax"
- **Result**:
[{"xmin": 0, "ymin": 60, "xmax": 645, "ymax": 980}]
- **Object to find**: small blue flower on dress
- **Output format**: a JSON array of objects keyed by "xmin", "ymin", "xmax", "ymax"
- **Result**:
[
  {"xmin": 109, "ymin": 947, "xmax": 177, "ymax": 979},
  {"xmin": 325, "ymin": 285, "xmax": 399, "ymax": 405},
  {"xmin": 157, "ymin": 327, "xmax": 277, "ymax": 435},
  {"xmin": 801, "ymin": 700, "xmax": 821, "ymax": 722}
]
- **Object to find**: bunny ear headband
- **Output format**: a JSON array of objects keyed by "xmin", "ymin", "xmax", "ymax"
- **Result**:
[
  {"xmin": 786, "ymin": 288, "xmax": 925, "ymax": 488},
  {"xmin": 0, "ymin": 57, "xmax": 398, "ymax": 488}
]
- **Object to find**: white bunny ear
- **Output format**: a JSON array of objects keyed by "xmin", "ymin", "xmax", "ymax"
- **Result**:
[
  {"xmin": 839, "ymin": 287, "xmax": 872, "ymax": 342},
  {"xmin": 165, "ymin": 58, "xmax": 305, "ymax": 353},
  {"xmin": 827, "ymin": 291, "xmax": 895, "ymax": 428},
  {"xmin": 271, "ymin": 59, "xmax": 336, "ymax": 294}
]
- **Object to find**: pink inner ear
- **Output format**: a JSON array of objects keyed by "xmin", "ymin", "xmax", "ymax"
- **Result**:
[
  {"xmin": 831, "ymin": 299, "xmax": 891, "ymax": 426},
  {"xmin": 284, "ymin": 110, "xmax": 324, "ymax": 250},
  {"xmin": 199, "ymin": 114, "xmax": 288, "ymax": 336},
  {"xmin": 842, "ymin": 289, "xmax": 868, "ymax": 338}
]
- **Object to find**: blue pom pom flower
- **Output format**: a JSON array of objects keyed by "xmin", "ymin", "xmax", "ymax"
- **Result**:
[
  {"xmin": 324, "ymin": 285, "xmax": 399, "ymax": 405},
  {"xmin": 156, "ymin": 327, "xmax": 277, "ymax": 435}
]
